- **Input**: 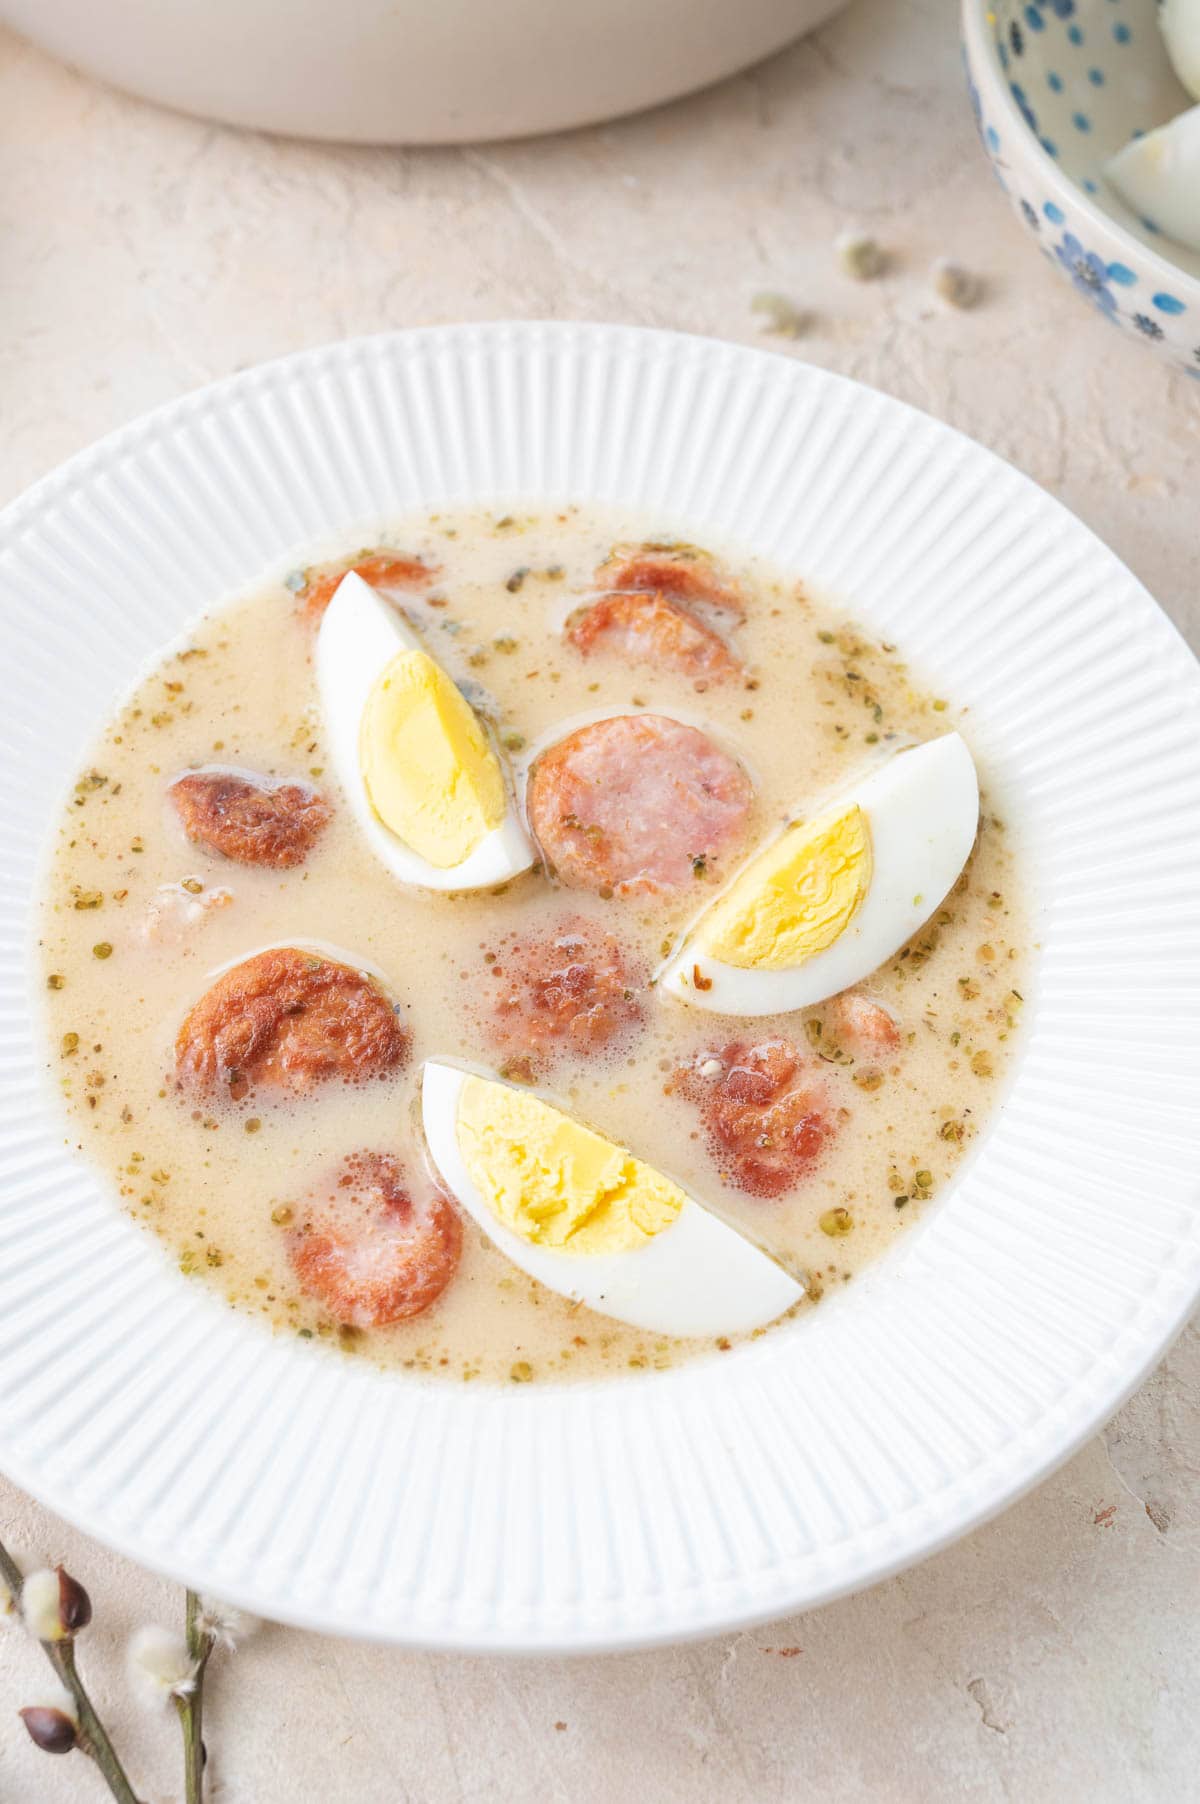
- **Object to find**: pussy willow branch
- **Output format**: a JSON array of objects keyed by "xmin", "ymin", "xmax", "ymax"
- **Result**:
[
  {"xmin": 0, "ymin": 1536, "xmax": 145, "ymax": 1804},
  {"xmin": 175, "ymin": 1590, "xmax": 215, "ymax": 1804}
]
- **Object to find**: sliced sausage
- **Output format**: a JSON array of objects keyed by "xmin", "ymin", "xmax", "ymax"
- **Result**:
[
  {"xmin": 175, "ymin": 946, "xmax": 408, "ymax": 1100},
  {"xmin": 481, "ymin": 915, "xmax": 644, "ymax": 1079},
  {"xmin": 595, "ymin": 543, "xmax": 746, "ymax": 617},
  {"xmin": 169, "ymin": 770, "xmax": 331, "ymax": 869},
  {"xmin": 826, "ymin": 991, "xmax": 901, "ymax": 1057},
  {"xmin": 297, "ymin": 550, "xmax": 437, "ymax": 624},
  {"xmin": 670, "ymin": 1037, "xmax": 835, "ymax": 1199},
  {"xmin": 288, "ymin": 1151, "xmax": 462, "ymax": 1327},
  {"xmin": 526, "ymin": 713, "xmax": 753, "ymax": 898},
  {"xmin": 565, "ymin": 591, "xmax": 741, "ymax": 685}
]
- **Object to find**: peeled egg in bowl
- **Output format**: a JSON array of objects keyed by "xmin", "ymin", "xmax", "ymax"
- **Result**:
[
  {"xmin": 1162, "ymin": 0, "xmax": 1200, "ymax": 99},
  {"xmin": 659, "ymin": 733, "xmax": 979, "ymax": 1016},
  {"xmin": 1105, "ymin": 105, "xmax": 1200, "ymax": 255},
  {"xmin": 420, "ymin": 1062, "xmax": 803, "ymax": 1337},
  {"xmin": 1104, "ymin": 0, "xmax": 1200, "ymax": 252},
  {"xmin": 316, "ymin": 571, "xmax": 535, "ymax": 891},
  {"xmin": 962, "ymin": 0, "xmax": 1200, "ymax": 371}
]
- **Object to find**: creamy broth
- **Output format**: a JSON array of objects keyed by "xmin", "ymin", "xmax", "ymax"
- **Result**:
[{"xmin": 38, "ymin": 507, "xmax": 1026, "ymax": 1383}]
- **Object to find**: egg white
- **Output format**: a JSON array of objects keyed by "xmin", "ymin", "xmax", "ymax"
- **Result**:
[
  {"xmin": 316, "ymin": 572, "xmax": 536, "ymax": 891},
  {"xmin": 420, "ymin": 1061, "xmax": 804, "ymax": 1338},
  {"xmin": 1162, "ymin": 0, "xmax": 1200, "ymax": 100},
  {"xmin": 1105, "ymin": 104, "xmax": 1200, "ymax": 253},
  {"xmin": 658, "ymin": 732, "xmax": 980, "ymax": 1016}
]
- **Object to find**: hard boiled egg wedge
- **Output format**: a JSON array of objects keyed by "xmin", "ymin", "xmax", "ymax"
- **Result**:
[
  {"xmin": 1162, "ymin": 0, "xmax": 1200, "ymax": 100},
  {"xmin": 659, "ymin": 733, "xmax": 979, "ymax": 1016},
  {"xmin": 1105, "ymin": 105, "xmax": 1200, "ymax": 254},
  {"xmin": 316, "ymin": 571, "xmax": 535, "ymax": 891},
  {"xmin": 421, "ymin": 1062, "xmax": 803, "ymax": 1337}
]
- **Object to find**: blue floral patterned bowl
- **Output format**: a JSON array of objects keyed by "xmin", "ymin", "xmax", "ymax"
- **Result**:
[{"xmin": 962, "ymin": 0, "xmax": 1200, "ymax": 376}]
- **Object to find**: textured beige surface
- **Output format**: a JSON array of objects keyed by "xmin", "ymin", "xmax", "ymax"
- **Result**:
[{"xmin": 1, "ymin": 1, "xmax": 1198, "ymax": 1798}]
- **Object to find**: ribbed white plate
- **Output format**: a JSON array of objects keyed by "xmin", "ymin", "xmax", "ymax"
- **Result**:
[{"xmin": 2, "ymin": 325, "xmax": 1198, "ymax": 1652}]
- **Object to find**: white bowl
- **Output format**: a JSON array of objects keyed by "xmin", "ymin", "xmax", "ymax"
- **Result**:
[
  {"xmin": 2, "ymin": 324, "xmax": 1199, "ymax": 1651},
  {"xmin": 962, "ymin": 0, "xmax": 1200, "ymax": 374},
  {"xmin": 3, "ymin": 0, "xmax": 847, "ymax": 144}
]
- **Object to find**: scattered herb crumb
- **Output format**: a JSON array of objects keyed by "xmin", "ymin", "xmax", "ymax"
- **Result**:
[
  {"xmin": 836, "ymin": 230, "xmax": 887, "ymax": 280},
  {"xmin": 931, "ymin": 258, "xmax": 981, "ymax": 309},
  {"xmin": 750, "ymin": 292, "xmax": 811, "ymax": 338}
]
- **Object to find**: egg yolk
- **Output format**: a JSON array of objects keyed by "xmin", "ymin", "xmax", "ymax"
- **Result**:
[
  {"xmin": 455, "ymin": 1077, "xmax": 684, "ymax": 1254},
  {"xmin": 697, "ymin": 804, "xmax": 872, "ymax": 970},
  {"xmin": 359, "ymin": 649, "xmax": 505, "ymax": 867}
]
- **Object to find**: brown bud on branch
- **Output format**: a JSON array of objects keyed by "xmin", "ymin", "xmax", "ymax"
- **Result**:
[
  {"xmin": 19, "ymin": 1703, "xmax": 79, "ymax": 1755},
  {"xmin": 21, "ymin": 1566, "xmax": 92, "ymax": 1641},
  {"xmin": 57, "ymin": 1568, "xmax": 92, "ymax": 1635}
]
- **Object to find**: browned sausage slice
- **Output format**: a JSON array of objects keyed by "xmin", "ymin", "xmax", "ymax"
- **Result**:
[
  {"xmin": 169, "ymin": 770, "xmax": 331, "ymax": 868},
  {"xmin": 297, "ymin": 551, "xmax": 438, "ymax": 624},
  {"xmin": 481, "ymin": 914, "xmax": 644, "ymax": 1079},
  {"xmin": 565, "ymin": 591, "xmax": 741, "ymax": 684},
  {"xmin": 526, "ymin": 714, "xmax": 753, "ymax": 898},
  {"xmin": 288, "ymin": 1151, "xmax": 461, "ymax": 1326},
  {"xmin": 670, "ymin": 1038, "xmax": 836, "ymax": 1199},
  {"xmin": 175, "ymin": 946, "xmax": 408, "ymax": 1099},
  {"xmin": 594, "ymin": 543, "xmax": 746, "ymax": 617},
  {"xmin": 825, "ymin": 991, "xmax": 901, "ymax": 1056}
]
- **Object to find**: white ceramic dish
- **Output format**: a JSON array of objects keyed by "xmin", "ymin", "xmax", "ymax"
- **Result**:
[
  {"xmin": 1, "ymin": 323, "xmax": 1199, "ymax": 1652},
  {"xmin": 2, "ymin": 0, "xmax": 847, "ymax": 144}
]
